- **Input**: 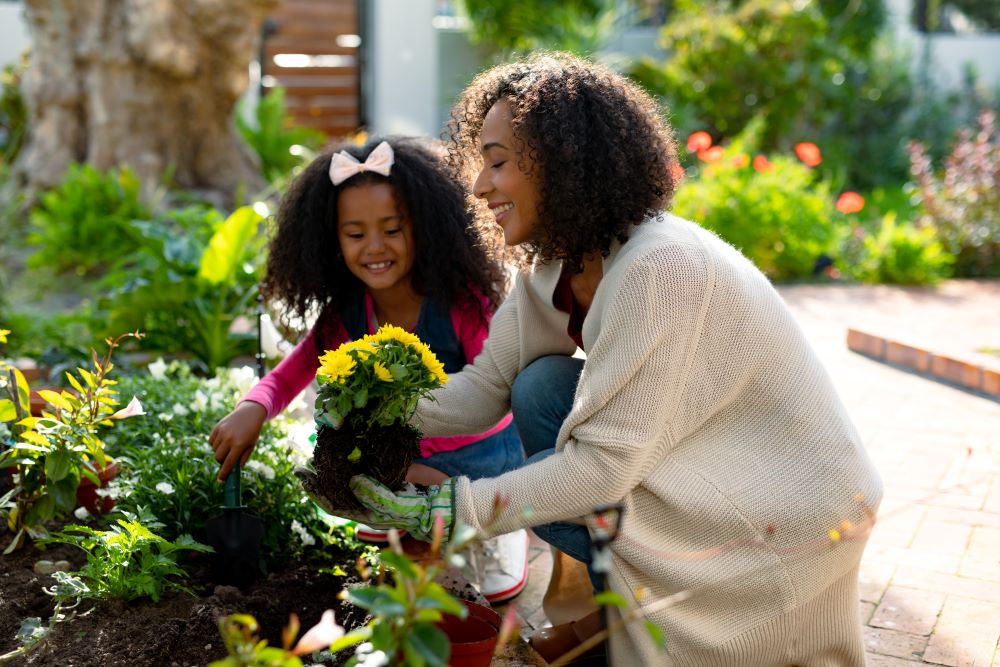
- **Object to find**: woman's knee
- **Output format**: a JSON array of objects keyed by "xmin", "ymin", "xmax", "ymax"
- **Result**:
[{"xmin": 510, "ymin": 355, "xmax": 582, "ymax": 419}]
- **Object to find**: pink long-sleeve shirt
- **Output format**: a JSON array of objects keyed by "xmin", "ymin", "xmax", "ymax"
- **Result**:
[{"xmin": 242, "ymin": 291, "xmax": 513, "ymax": 457}]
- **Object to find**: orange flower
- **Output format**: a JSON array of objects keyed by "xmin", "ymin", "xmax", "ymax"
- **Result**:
[
  {"xmin": 686, "ymin": 131, "xmax": 712, "ymax": 153},
  {"xmin": 752, "ymin": 155, "xmax": 772, "ymax": 173},
  {"xmin": 835, "ymin": 191, "xmax": 865, "ymax": 214},
  {"xmin": 794, "ymin": 142, "xmax": 822, "ymax": 167},
  {"xmin": 698, "ymin": 146, "xmax": 724, "ymax": 163},
  {"xmin": 731, "ymin": 153, "xmax": 749, "ymax": 168}
]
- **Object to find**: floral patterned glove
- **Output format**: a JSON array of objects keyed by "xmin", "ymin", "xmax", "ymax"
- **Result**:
[{"xmin": 348, "ymin": 475, "xmax": 455, "ymax": 542}]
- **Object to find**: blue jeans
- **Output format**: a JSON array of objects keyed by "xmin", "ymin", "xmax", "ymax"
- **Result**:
[
  {"xmin": 421, "ymin": 421, "xmax": 524, "ymax": 481},
  {"xmin": 511, "ymin": 355, "xmax": 602, "ymax": 590}
]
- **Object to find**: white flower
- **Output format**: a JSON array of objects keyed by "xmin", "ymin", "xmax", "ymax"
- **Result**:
[
  {"xmin": 148, "ymin": 358, "xmax": 168, "ymax": 380},
  {"xmin": 111, "ymin": 396, "xmax": 145, "ymax": 420},
  {"xmin": 290, "ymin": 520, "xmax": 315, "ymax": 546},
  {"xmin": 172, "ymin": 403, "xmax": 190, "ymax": 417},
  {"xmin": 245, "ymin": 460, "xmax": 275, "ymax": 480},
  {"xmin": 156, "ymin": 482, "xmax": 175, "ymax": 495},
  {"xmin": 158, "ymin": 412, "xmax": 173, "ymax": 422},
  {"xmin": 192, "ymin": 390, "xmax": 209, "ymax": 412},
  {"xmin": 73, "ymin": 507, "xmax": 91, "ymax": 521}
]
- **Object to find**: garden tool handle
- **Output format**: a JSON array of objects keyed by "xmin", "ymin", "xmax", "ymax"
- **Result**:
[
  {"xmin": 223, "ymin": 460, "xmax": 243, "ymax": 509},
  {"xmin": 255, "ymin": 290, "xmax": 267, "ymax": 380}
]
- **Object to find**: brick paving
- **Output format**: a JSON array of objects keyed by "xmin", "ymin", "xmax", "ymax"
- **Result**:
[{"xmin": 497, "ymin": 280, "xmax": 1000, "ymax": 666}]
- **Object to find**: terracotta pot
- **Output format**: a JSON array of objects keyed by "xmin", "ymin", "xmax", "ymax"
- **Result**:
[
  {"xmin": 76, "ymin": 459, "xmax": 118, "ymax": 515},
  {"xmin": 436, "ymin": 600, "xmax": 501, "ymax": 667}
]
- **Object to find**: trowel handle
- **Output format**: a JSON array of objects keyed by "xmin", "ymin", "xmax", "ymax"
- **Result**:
[{"xmin": 223, "ymin": 460, "xmax": 243, "ymax": 509}]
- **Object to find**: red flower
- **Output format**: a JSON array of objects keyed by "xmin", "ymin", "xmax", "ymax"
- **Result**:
[
  {"xmin": 698, "ymin": 146, "xmax": 724, "ymax": 163},
  {"xmin": 687, "ymin": 131, "xmax": 712, "ymax": 153},
  {"xmin": 752, "ymin": 155, "xmax": 772, "ymax": 173},
  {"xmin": 794, "ymin": 142, "xmax": 822, "ymax": 167},
  {"xmin": 835, "ymin": 191, "xmax": 865, "ymax": 214}
]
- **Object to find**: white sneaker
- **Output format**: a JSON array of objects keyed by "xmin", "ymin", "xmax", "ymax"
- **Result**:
[
  {"xmin": 355, "ymin": 523, "xmax": 407, "ymax": 543},
  {"xmin": 468, "ymin": 529, "xmax": 530, "ymax": 603}
]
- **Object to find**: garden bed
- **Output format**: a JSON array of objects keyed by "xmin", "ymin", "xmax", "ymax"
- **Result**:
[{"xmin": 0, "ymin": 531, "xmax": 368, "ymax": 666}]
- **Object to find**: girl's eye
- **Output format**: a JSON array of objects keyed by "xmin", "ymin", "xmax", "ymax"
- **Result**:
[
  {"xmin": 385, "ymin": 228, "xmax": 401, "ymax": 235},
  {"xmin": 346, "ymin": 233, "xmax": 364, "ymax": 240}
]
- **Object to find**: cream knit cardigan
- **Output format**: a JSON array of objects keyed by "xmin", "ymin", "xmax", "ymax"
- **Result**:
[{"xmin": 416, "ymin": 214, "xmax": 883, "ymax": 666}]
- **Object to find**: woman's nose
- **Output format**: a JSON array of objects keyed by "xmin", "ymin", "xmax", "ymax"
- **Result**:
[{"xmin": 472, "ymin": 167, "xmax": 491, "ymax": 199}]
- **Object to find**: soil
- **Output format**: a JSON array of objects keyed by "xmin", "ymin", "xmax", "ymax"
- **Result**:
[
  {"xmin": 312, "ymin": 422, "xmax": 421, "ymax": 510},
  {"xmin": 0, "ymin": 533, "xmax": 369, "ymax": 667}
]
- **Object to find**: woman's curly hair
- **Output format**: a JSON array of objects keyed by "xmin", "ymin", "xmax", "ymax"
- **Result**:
[
  {"xmin": 446, "ymin": 52, "xmax": 680, "ymax": 271},
  {"xmin": 262, "ymin": 136, "xmax": 507, "ymax": 332}
]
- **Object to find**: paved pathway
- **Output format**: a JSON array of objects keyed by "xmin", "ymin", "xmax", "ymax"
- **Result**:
[{"xmin": 501, "ymin": 280, "xmax": 1000, "ymax": 666}]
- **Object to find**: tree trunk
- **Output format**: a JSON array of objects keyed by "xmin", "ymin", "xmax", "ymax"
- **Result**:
[{"xmin": 16, "ymin": 0, "xmax": 277, "ymax": 206}]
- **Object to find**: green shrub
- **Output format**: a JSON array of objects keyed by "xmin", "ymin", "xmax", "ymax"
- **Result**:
[
  {"xmin": 236, "ymin": 86, "xmax": 325, "ymax": 184},
  {"xmin": 104, "ymin": 362, "xmax": 368, "ymax": 569},
  {"xmin": 0, "ymin": 53, "xmax": 28, "ymax": 165},
  {"xmin": 458, "ymin": 0, "xmax": 620, "ymax": 53},
  {"xmin": 27, "ymin": 164, "xmax": 152, "ymax": 275},
  {"xmin": 839, "ymin": 213, "xmax": 952, "ymax": 285},
  {"xmin": 672, "ymin": 132, "xmax": 838, "ymax": 280},
  {"xmin": 632, "ymin": 0, "xmax": 886, "ymax": 149},
  {"xmin": 97, "ymin": 205, "xmax": 265, "ymax": 371},
  {"xmin": 908, "ymin": 109, "xmax": 1000, "ymax": 277}
]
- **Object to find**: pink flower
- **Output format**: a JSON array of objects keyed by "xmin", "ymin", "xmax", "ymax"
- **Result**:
[
  {"xmin": 794, "ymin": 142, "xmax": 822, "ymax": 167},
  {"xmin": 686, "ymin": 131, "xmax": 712, "ymax": 153},
  {"xmin": 110, "ymin": 396, "xmax": 145, "ymax": 420},
  {"xmin": 835, "ymin": 192, "xmax": 865, "ymax": 214},
  {"xmin": 731, "ymin": 153, "xmax": 749, "ymax": 168},
  {"xmin": 752, "ymin": 155, "xmax": 773, "ymax": 173},
  {"xmin": 292, "ymin": 610, "xmax": 344, "ymax": 655}
]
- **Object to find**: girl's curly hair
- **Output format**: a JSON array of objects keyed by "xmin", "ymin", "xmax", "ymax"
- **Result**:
[
  {"xmin": 446, "ymin": 52, "xmax": 680, "ymax": 271},
  {"xmin": 262, "ymin": 136, "xmax": 507, "ymax": 331}
]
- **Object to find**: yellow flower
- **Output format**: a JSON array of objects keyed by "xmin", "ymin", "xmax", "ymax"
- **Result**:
[
  {"xmin": 420, "ymin": 347, "xmax": 448, "ymax": 385},
  {"xmin": 317, "ymin": 349, "xmax": 356, "ymax": 382},
  {"xmin": 0, "ymin": 328, "xmax": 8, "ymax": 343},
  {"xmin": 343, "ymin": 339, "xmax": 375, "ymax": 358},
  {"xmin": 371, "ymin": 325, "xmax": 422, "ymax": 349},
  {"xmin": 373, "ymin": 362, "xmax": 393, "ymax": 383}
]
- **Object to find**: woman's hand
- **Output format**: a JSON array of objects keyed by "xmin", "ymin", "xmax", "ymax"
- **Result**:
[{"xmin": 210, "ymin": 401, "xmax": 267, "ymax": 482}]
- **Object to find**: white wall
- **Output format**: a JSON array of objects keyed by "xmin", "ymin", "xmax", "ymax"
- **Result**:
[
  {"xmin": 365, "ymin": 0, "xmax": 439, "ymax": 137},
  {"xmin": 0, "ymin": 3, "xmax": 30, "ymax": 68}
]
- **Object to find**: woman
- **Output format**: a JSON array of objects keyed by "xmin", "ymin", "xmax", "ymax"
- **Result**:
[{"xmin": 309, "ymin": 53, "xmax": 883, "ymax": 666}]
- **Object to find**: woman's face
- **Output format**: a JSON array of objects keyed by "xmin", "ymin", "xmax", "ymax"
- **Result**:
[{"xmin": 473, "ymin": 99, "xmax": 541, "ymax": 247}]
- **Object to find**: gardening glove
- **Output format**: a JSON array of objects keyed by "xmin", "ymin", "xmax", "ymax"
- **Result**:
[
  {"xmin": 349, "ymin": 474, "xmax": 456, "ymax": 543},
  {"xmin": 294, "ymin": 467, "xmax": 378, "ymax": 525}
]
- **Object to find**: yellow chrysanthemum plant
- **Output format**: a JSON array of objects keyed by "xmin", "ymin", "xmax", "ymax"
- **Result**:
[{"xmin": 309, "ymin": 325, "xmax": 447, "ymax": 510}]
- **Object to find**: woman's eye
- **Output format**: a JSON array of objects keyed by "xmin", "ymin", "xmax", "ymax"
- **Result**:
[{"xmin": 491, "ymin": 161, "xmax": 506, "ymax": 169}]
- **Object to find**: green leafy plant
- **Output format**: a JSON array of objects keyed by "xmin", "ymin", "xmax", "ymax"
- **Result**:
[
  {"xmin": 908, "ymin": 109, "xmax": 1000, "ymax": 277},
  {"xmin": 331, "ymin": 523, "xmax": 503, "ymax": 666},
  {"xmin": 39, "ymin": 510, "xmax": 211, "ymax": 602},
  {"xmin": 103, "ymin": 361, "xmax": 368, "ymax": 568},
  {"xmin": 0, "ymin": 53, "xmax": 28, "ymax": 165},
  {"xmin": 456, "ymin": 0, "xmax": 623, "ymax": 54},
  {"xmin": 0, "ymin": 331, "xmax": 143, "ymax": 552},
  {"xmin": 27, "ymin": 164, "xmax": 153, "ymax": 275},
  {"xmin": 210, "ymin": 609, "xmax": 344, "ymax": 667},
  {"xmin": 0, "ymin": 568, "xmax": 91, "ymax": 664},
  {"xmin": 839, "ymin": 213, "xmax": 952, "ymax": 285},
  {"xmin": 672, "ymin": 126, "xmax": 839, "ymax": 280},
  {"xmin": 236, "ymin": 86, "xmax": 325, "ymax": 184},
  {"xmin": 98, "ymin": 205, "xmax": 266, "ymax": 371},
  {"xmin": 314, "ymin": 325, "xmax": 447, "ymax": 432}
]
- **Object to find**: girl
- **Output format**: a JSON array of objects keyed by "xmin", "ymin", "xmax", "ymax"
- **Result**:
[
  {"xmin": 209, "ymin": 136, "xmax": 529, "ymax": 603},
  {"xmin": 317, "ymin": 55, "xmax": 884, "ymax": 665}
]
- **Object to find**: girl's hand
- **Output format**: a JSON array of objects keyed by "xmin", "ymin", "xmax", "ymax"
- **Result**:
[{"xmin": 210, "ymin": 401, "xmax": 267, "ymax": 482}]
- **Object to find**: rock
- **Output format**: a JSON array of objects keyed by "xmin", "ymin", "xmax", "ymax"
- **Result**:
[{"xmin": 32, "ymin": 559, "xmax": 70, "ymax": 575}]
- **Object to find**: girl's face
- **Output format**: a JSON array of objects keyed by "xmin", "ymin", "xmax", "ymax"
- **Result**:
[
  {"xmin": 473, "ymin": 99, "xmax": 542, "ymax": 247},
  {"xmin": 337, "ymin": 182, "xmax": 416, "ymax": 295}
]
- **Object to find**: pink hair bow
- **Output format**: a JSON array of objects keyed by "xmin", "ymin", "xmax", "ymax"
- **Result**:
[{"xmin": 328, "ymin": 141, "xmax": 394, "ymax": 186}]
